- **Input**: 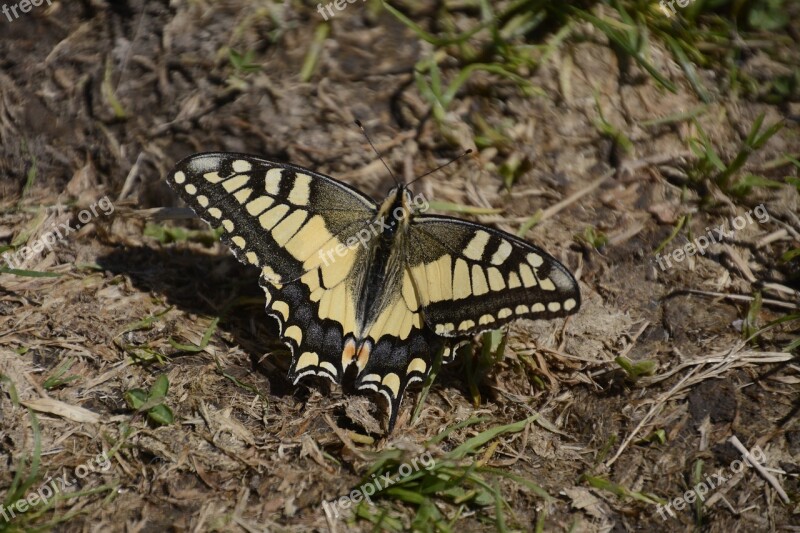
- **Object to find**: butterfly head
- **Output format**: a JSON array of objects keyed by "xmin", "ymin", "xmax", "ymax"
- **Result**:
[{"xmin": 378, "ymin": 185, "xmax": 428, "ymax": 235}]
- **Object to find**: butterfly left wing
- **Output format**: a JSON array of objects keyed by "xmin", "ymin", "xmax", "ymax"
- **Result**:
[
  {"xmin": 167, "ymin": 152, "xmax": 378, "ymax": 284},
  {"xmin": 167, "ymin": 152, "xmax": 380, "ymax": 385},
  {"xmin": 402, "ymin": 215, "xmax": 580, "ymax": 336}
]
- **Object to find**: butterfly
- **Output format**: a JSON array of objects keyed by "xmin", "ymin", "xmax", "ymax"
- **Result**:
[{"xmin": 167, "ymin": 148, "xmax": 580, "ymax": 431}]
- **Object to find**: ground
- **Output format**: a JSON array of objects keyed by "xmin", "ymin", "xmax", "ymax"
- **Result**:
[{"xmin": 0, "ymin": 1, "xmax": 799, "ymax": 532}]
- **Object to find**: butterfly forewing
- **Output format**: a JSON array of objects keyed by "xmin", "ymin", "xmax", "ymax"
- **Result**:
[
  {"xmin": 168, "ymin": 152, "xmax": 378, "ymax": 283},
  {"xmin": 403, "ymin": 216, "xmax": 580, "ymax": 336}
]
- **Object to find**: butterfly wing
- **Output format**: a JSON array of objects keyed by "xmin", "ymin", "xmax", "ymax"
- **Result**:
[
  {"xmin": 343, "ymin": 212, "xmax": 580, "ymax": 431},
  {"xmin": 167, "ymin": 152, "xmax": 378, "ymax": 383},
  {"xmin": 402, "ymin": 215, "xmax": 580, "ymax": 336},
  {"xmin": 168, "ymin": 152, "xmax": 378, "ymax": 283}
]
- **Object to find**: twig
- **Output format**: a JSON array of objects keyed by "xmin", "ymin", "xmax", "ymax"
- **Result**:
[
  {"xmin": 606, "ymin": 364, "xmax": 701, "ymax": 467},
  {"xmin": 729, "ymin": 435, "xmax": 790, "ymax": 504},
  {"xmin": 540, "ymin": 170, "xmax": 613, "ymax": 223},
  {"xmin": 681, "ymin": 289, "xmax": 799, "ymax": 311},
  {"xmin": 118, "ymin": 152, "xmax": 146, "ymax": 201}
]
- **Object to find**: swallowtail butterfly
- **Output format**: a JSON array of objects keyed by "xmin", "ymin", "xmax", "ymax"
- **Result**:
[{"xmin": 167, "ymin": 147, "xmax": 580, "ymax": 431}]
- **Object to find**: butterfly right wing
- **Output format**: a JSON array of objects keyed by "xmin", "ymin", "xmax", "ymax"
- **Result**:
[{"xmin": 402, "ymin": 215, "xmax": 580, "ymax": 337}]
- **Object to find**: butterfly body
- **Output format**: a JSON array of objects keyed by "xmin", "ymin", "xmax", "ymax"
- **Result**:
[{"xmin": 168, "ymin": 152, "xmax": 580, "ymax": 431}]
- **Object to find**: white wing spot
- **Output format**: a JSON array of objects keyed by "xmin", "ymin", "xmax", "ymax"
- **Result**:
[
  {"xmin": 564, "ymin": 298, "xmax": 576, "ymax": 311},
  {"xmin": 407, "ymin": 358, "xmax": 427, "ymax": 375},
  {"xmin": 487, "ymin": 267, "xmax": 505, "ymax": 291},
  {"xmin": 320, "ymin": 361, "xmax": 337, "ymax": 376},
  {"xmin": 464, "ymin": 230, "xmax": 491, "ymax": 261},
  {"xmin": 288, "ymin": 173, "xmax": 312, "ymax": 206},
  {"xmin": 284, "ymin": 325, "xmax": 303, "ymax": 344},
  {"xmin": 435, "ymin": 323, "xmax": 455, "ymax": 335},
  {"xmin": 527, "ymin": 253, "xmax": 544, "ymax": 267},
  {"xmin": 479, "ymin": 314, "xmax": 495, "ymax": 325},
  {"xmin": 272, "ymin": 300, "xmax": 290, "ymax": 320},
  {"xmin": 382, "ymin": 373, "xmax": 401, "ymax": 397},
  {"xmin": 491, "ymin": 240, "xmax": 512, "ymax": 265},
  {"xmin": 519, "ymin": 264, "xmax": 537, "ymax": 287},
  {"xmin": 173, "ymin": 171, "xmax": 186, "ymax": 184},
  {"xmin": 208, "ymin": 207, "xmax": 222, "ymax": 219},
  {"xmin": 197, "ymin": 195, "xmax": 209, "ymax": 207},
  {"xmin": 184, "ymin": 184, "xmax": 196, "ymax": 195},
  {"xmin": 548, "ymin": 302, "xmax": 561, "ymax": 312},
  {"xmin": 265, "ymin": 168, "xmax": 282, "ymax": 195},
  {"xmin": 296, "ymin": 351, "xmax": 319, "ymax": 370},
  {"xmin": 232, "ymin": 160, "xmax": 252, "ymax": 173},
  {"xmin": 246, "ymin": 196, "xmax": 274, "ymax": 216},
  {"xmin": 259, "ymin": 204, "xmax": 290, "ymax": 230},
  {"xmin": 222, "ymin": 219, "xmax": 234, "ymax": 232},
  {"xmin": 453, "ymin": 259, "xmax": 471, "ymax": 299},
  {"xmin": 222, "ymin": 174, "xmax": 249, "ymax": 193},
  {"xmin": 234, "ymin": 187, "xmax": 252, "ymax": 203},
  {"xmin": 262, "ymin": 266, "xmax": 281, "ymax": 283},
  {"xmin": 471, "ymin": 265, "xmax": 489, "ymax": 296}
]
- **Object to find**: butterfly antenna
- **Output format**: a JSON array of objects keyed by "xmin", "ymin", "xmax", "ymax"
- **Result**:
[
  {"xmin": 406, "ymin": 149, "xmax": 473, "ymax": 187},
  {"xmin": 355, "ymin": 120, "xmax": 400, "ymax": 187}
]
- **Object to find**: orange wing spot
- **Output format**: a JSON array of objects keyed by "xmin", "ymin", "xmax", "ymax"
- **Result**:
[
  {"xmin": 341, "ymin": 338, "xmax": 357, "ymax": 369},
  {"xmin": 356, "ymin": 342, "xmax": 371, "ymax": 371}
]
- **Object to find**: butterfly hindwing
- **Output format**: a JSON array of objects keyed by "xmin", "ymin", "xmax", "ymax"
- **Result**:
[
  {"xmin": 353, "ymin": 321, "xmax": 445, "ymax": 430},
  {"xmin": 403, "ymin": 216, "xmax": 580, "ymax": 336}
]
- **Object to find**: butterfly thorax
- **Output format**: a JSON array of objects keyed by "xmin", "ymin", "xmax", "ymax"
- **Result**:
[{"xmin": 355, "ymin": 186, "xmax": 415, "ymax": 331}]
